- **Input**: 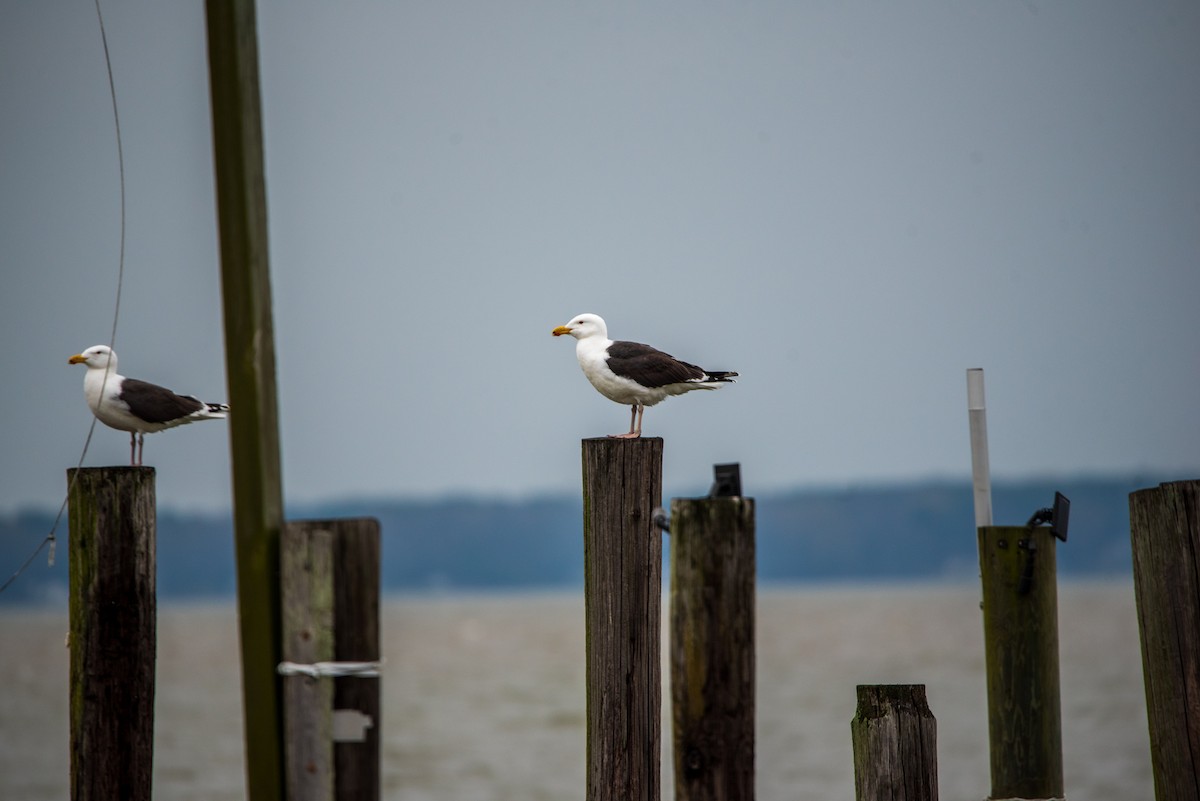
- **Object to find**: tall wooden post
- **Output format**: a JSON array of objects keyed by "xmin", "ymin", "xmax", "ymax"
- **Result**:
[
  {"xmin": 851, "ymin": 684, "xmax": 938, "ymax": 801},
  {"xmin": 977, "ymin": 525, "xmax": 1064, "ymax": 799},
  {"xmin": 205, "ymin": 2, "xmax": 287, "ymax": 800},
  {"xmin": 582, "ymin": 437, "xmax": 664, "ymax": 801},
  {"xmin": 67, "ymin": 466, "xmax": 156, "ymax": 801},
  {"xmin": 1129, "ymin": 480, "xmax": 1200, "ymax": 801},
  {"xmin": 669, "ymin": 496, "xmax": 755, "ymax": 801},
  {"xmin": 281, "ymin": 518, "xmax": 382, "ymax": 801}
]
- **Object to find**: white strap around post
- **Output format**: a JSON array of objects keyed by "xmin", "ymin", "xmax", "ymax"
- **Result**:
[{"xmin": 277, "ymin": 660, "xmax": 383, "ymax": 678}]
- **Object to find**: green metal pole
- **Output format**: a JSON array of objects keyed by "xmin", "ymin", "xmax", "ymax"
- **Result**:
[{"xmin": 204, "ymin": 2, "xmax": 286, "ymax": 800}]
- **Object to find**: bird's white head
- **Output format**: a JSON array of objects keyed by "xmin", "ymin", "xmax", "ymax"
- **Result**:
[
  {"xmin": 69, "ymin": 345, "xmax": 116, "ymax": 370},
  {"xmin": 551, "ymin": 313, "xmax": 608, "ymax": 341}
]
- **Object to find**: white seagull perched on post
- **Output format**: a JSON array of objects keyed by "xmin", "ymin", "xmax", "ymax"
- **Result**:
[
  {"xmin": 552, "ymin": 313, "xmax": 737, "ymax": 438},
  {"xmin": 69, "ymin": 345, "xmax": 229, "ymax": 466}
]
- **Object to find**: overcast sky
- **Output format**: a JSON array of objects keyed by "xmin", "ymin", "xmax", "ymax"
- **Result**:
[{"xmin": 1, "ymin": 1, "xmax": 1197, "ymax": 514}]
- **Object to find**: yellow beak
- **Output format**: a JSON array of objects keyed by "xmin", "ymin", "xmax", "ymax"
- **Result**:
[
  {"xmin": 551, "ymin": 325, "xmax": 572, "ymax": 337},
  {"xmin": 69, "ymin": 354, "xmax": 87, "ymax": 364}
]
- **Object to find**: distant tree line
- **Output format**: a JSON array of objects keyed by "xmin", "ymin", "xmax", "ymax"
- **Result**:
[{"xmin": 0, "ymin": 474, "xmax": 1171, "ymax": 605}]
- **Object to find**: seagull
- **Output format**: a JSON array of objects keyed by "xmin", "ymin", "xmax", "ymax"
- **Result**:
[
  {"xmin": 552, "ymin": 313, "xmax": 737, "ymax": 438},
  {"xmin": 69, "ymin": 345, "xmax": 229, "ymax": 466}
]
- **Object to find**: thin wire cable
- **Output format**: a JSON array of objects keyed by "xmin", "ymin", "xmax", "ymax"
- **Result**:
[
  {"xmin": 0, "ymin": 0, "xmax": 125, "ymax": 596},
  {"xmin": 96, "ymin": 0, "xmax": 126, "ymax": 351}
]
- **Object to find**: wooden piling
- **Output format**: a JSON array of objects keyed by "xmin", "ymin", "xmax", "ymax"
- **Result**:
[
  {"xmin": 281, "ymin": 518, "xmax": 382, "ymax": 801},
  {"xmin": 977, "ymin": 525, "xmax": 1063, "ymax": 799},
  {"xmin": 669, "ymin": 496, "xmax": 756, "ymax": 801},
  {"xmin": 1129, "ymin": 480, "xmax": 1200, "ymax": 801},
  {"xmin": 67, "ymin": 466, "xmax": 156, "ymax": 801},
  {"xmin": 332, "ymin": 519, "xmax": 382, "ymax": 801},
  {"xmin": 205, "ymin": 1, "xmax": 287, "ymax": 799},
  {"xmin": 851, "ymin": 684, "xmax": 937, "ymax": 801},
  {"xmin": 281, "ymin": 524, "xmax": 335, "ymax": 801},
  {"xmin": 582, "ymin": 437, "xmax": 664, "ymax": 801}
]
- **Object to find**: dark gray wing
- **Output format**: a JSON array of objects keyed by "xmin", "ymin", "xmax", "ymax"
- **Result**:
[
  {"xmin": 605, "ymin": 341, "xmax": 707, "ymax": 388},
  {"xmin": 119, "ymin": 378, "xmax": 205, "ymax": 423}
]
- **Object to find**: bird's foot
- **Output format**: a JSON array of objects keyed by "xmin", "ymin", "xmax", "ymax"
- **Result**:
[{"xmin": 607, "ymin": 432, "xmax": 642, "ymax": 439}]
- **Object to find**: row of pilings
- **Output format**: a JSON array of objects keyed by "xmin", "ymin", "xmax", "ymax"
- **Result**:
[{"xmin": 65, "ymin": 443, "xmax": 1198, "ymax": 800}]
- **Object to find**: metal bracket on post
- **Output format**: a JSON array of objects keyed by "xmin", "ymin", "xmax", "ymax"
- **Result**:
[
  {"xmin": 657, "ymin": 463, "xmax": 743, "ymax": 533},
  {"xmin": 1018, "ymin": 492, "xmax": 1070, "ymax": 595},
  {"xmin": 1025, "ymin": 491, "xmax": 1071, "ymax": 543},
  {"xmin": 709, "ymin": 463, "xmax": 742, "ymax": 498}
]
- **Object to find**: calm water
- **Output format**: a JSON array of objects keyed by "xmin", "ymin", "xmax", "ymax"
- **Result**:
[{"xmin": 0, "ymin": 582, "xmax": 1151, "ymax": 800}]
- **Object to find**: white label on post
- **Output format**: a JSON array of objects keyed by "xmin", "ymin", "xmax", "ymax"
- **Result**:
[{"xmin": 332, "ymin": 709, "xmax": 373, "ymax": 743}]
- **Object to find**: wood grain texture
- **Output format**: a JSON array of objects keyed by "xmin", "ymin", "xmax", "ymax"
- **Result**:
[
  {"xmin": 68, "ymin": 467, "xmax": 156, "ymax": 801},
  {"xmin": 281, "ymin": 523, "xmax": 335, "ymax": 801},
  {"xmin": 332, "ymin": 519, "xmax": 381, "ymax": 801},
  {"xmin": 669, "ymin": 497, "xmax": 756, "ymax": 801},
  {"xmin": 977, "ymin": 525, "xmax": 1063, "ymax": 799},
  {"xmin": 1129, "ymin": 480, "xmax": 1200, "ymax": 801},
  {"xmin": 280, "ymin": 518, "xmax": 381, "ymax": 801},
  {"xmin": 851, "ymin": 685, "xmax": 937, "ymax": 801},
  {"xmin": 582, "ymin": 437, "xmax": 663, "ymax": 801}
]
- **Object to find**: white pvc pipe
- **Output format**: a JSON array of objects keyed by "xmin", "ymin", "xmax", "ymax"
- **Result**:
[{"xmin": 967, "ymin": 368, "xmax": 993, "ymax": 527}]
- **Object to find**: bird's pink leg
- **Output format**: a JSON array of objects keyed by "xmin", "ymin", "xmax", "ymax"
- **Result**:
[
  {"xmin": 129, "ymin": 433, "xmax": 137, "ymax": 466},
  {"xmin": 136, "ymin": 434, "xmax": 144, "ymax": 466},
  {"xmin": 608, "ymin": 404, "xmax": 643, "ymax": 439}
]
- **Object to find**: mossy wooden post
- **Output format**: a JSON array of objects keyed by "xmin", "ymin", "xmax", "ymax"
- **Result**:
[
  {"xmin": 583, "ymin": 437, "xmax": 664, "ymax": 801},
  {"xmin": 205, "ymin": 2, "xmax": 286, "ymax": 800},
  {"xmin": 281, "ymin": 518, "xmax": 382, "ymax": 801},
  {"xmin": 977, "ymin": 525, "xmax": 1064, "ymax": 799},
  {"xmin": 1129, "ymin": 480, "xmax": 1200, "ymax": 801},
  {"xmin": 669, "ymin": 496, "xmax": 755, "ymax": 801},
  {"xmin": 851, "ymin": 684, "xmax": 937, "ymax": 801},
  {"xmin": 67, "ymin": 466, "xmax": 156, "ymax": 801}
]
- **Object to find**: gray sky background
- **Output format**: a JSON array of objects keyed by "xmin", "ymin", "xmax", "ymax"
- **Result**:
[{"xmin": 2, "ymin": 1, "xmax": 1197, "ymax": 513}]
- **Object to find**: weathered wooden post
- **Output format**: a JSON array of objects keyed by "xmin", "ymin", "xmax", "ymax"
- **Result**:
[
  {"xmin": 977, "ymin": 525, "xmax": 1064, "ymax": 799},
  {"xmin": 281, "ymin": 524, "xmax": 335, "ymax": 800},
  {"xmin": 669, "ymin": 492, "xmax": 755, "ymax": 801},
  {"xmin": 582, "ymin": 437, "xmax": 664, "ymax": 801},
  {"xmin": 331, "ymin": 519, "xmax": 382, "ymax": 799},
  {"xmin": 851, "ymin": 684, "xmax": 938, "ymax": 801},
  {"xmin": 1129, "ymin": 479, "xmax": 1200, "ymax": 801},
  {"xmin": 67, "ymin": 466, "xmax": 156, "ymax": 801},
  {"xmin": 280, "ymin": 518, "xmax": 382, "ymax": 801}
]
